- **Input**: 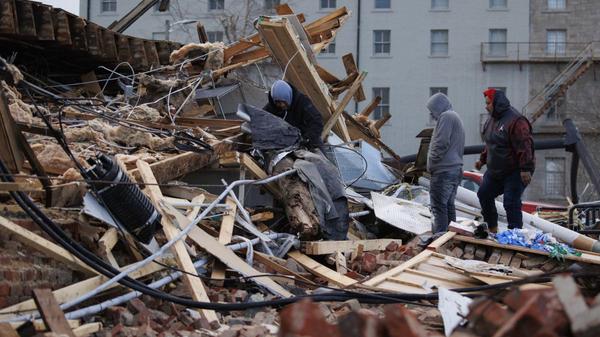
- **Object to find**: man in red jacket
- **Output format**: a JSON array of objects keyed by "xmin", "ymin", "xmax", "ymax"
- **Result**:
[{"xmin": 475, "ymin": 88, "xmax": 535, "ymax": 232}]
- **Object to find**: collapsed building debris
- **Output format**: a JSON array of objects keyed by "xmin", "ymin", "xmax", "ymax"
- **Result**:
[{"xmin": 0, "ymin": 1, "xmax": 599, "ymax": 337}]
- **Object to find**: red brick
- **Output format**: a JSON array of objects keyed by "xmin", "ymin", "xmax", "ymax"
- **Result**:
[
  {"xmin": 360, "ymin": 252, "xmax": 378, "ymax": 273},
  {"xmin": 383, "ymin": 304, "xmax": 432, "ymax": 337},
  {"xmin": 385, "ymin": 241, "xmax": 400, "ymax": 252},
  {"xmin": 337, "ymin": 309, "xmax": 384, "ymax": 337},
  {"xmin": 279, "ymin": 299, "xmax": 340, "ymax": 337},
  {"xmin": 0, "ymin": 283, "xmax": 10, "ymax": 297},
  {"xmin": 467, "ymin": 298, "xmax": 513, "ymax": 336}
]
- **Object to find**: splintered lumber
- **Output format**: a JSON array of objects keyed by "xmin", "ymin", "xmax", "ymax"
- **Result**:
[
  {"xmin": 272, "ymin": 157, "xmax": 320, "ymax": 239},
  {"xmin": 97, "ymin": 227, "xmax": 119, "ymax": 269},
  {"xmin": 240, "ymin": 154, "xmax": 283, "ymax": 200},
  {"xmin": 129, "ymin": 151, "xmax": 219, "ymax": 184},
  {"xmin": 321, "ymin": 71, "xmax": 367, "ymax": 139},
  {"xmin": 342, "ymin": 54, "xmax": 366, "ymax": 102},
  {"xmin": 287, "ymin": 251, "xmax": 357, "ymax": 288},
  {"xmin": 257, "ymin": 17, "xmax": 351, "ymax": 141},
  {"xmin": 136, "ymin": 160, "xmax": 219, "ymax": 326},
  {"xmin": 0, "ymin": 89, "xmax": 24, "ymax": 173},
  {"xmin": 426, "ymin": 232, "xmax": 457, "ymax": 252},
  {"xmin": 453, "ymin": 235, "xmax": 600, "ymax": 265},
  {"xmin": 32, "ymin": 289, "xmax": 76, "ymax": 337},
  {"xmin": 253, "ymin": 252, "xmax": 314, "ymax": 287},
  {"xmin": 359, "ymin": 96, "xmax": 382, "ymax": 117},
  {"xmin": 343, "ymin": 111, "xmax": 403, "ymax": 163},
  {"xmin": 301, "ymin": 239, "xmax": 400, "ymax": 255},
  {"xmin": 73, "ymin": 322, "xmax": 103, "ymax": 337},
  {"xmin": 158, "ymin": 203, "xmax": 293, "ymax": 298},
  {"xmin": 0, "ymin": 258, "xmax": 170, "ymax": 318},
  {"xmin": 0, "ymin": 216, "xmax": 96, "ymax": 274},
  {"xmin": 210, "ymin": 197, "xmax": 236, "ymax": 286}
]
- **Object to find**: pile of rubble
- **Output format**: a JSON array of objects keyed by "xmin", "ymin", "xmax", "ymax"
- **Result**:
[{"xmin": 1, "ymin": 2, "xmax": 599, "ymax": 337}]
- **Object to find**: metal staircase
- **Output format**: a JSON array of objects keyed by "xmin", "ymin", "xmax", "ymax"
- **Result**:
[{"xmin": 523, "ymin": 42, "xmax": 594, "ymax": 123}]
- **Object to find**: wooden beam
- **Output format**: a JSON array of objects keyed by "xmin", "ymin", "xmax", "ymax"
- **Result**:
[
  {"xmin": 359, "ymin": 96, "xmax": 381, "ymax": 117},
  {"xmin": 343, "ymin": 111, "xmax": 403, "ymax": 163},
  {"xmin": 196, "ymin": 21, "xmax": 208, "ymax": 43},
  {"xmin": 108, "ymin": 0, "xmax": 160, "ymax": 33},
  {"xmin": 321, "ymin": 71, "xmax": 367, "ymax": 139},
  {"xmin": 0, "ymin": 89, "xmax": 25, "ymax": 173},
  {"xmin": 287, "ymin": 250, "xmax": 357, "ymax": 288},
  {"xmin": 158, "ymin": 202, "xmax": 293, "ymax": 298},
  {"xmin": 136, "ymin": 160, "xmax": 219, "ymax": 327},
  {"xmin": 0, "ymin": 257, "xmax": 170, "ymax": 317},
  {"xmin": 73, "ymin": 322, "xmax": 103, "ymax": 337},
  {"xmin": 342, "ymin": 54, "xmax": 365, "ymax": 102},
  {"xmin": 32, "ymin": 289, "xmax": 76, "ymax": 337},
  {"xmin": 240, "ymin": 154, "xmax": 283, "ymax": 200},
  {"xmin": 129, "ymin": 151, "xmax": 216, "ymax": 184},
  {"xmin": 0, "ymin": 216, "xmax": 96, "ymax": 274},
  {"xmin": 301, "ymin": 239, "xmax": 400, "ymax": 255},
  {"xmin": 97, "ymin": 227, "xmax": 119, "ymax": 269},
  {"xmin": 254, "ymin": 252, "xmax": 314, "ymax": 287},
  {"xmin": 211, "ymin": 197, "xmax": 236, "ymax": 286}
]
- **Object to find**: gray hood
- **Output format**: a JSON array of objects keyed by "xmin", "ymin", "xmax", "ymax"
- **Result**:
[{"xmin": 426, "ymin": 93, "xmax": 453, "ymax": 120}]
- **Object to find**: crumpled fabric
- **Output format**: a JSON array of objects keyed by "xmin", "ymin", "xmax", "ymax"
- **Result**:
[
  {"xmin": 240, "ymin": 103, "xmax": 301, "ymax": 151},
  {"xmin": 495, "ymin": 229, "xmax": 581, "ymax": 260},
  {"xmin": 293, "ymin": 149, "xmax": 349, "ymax": 240}
]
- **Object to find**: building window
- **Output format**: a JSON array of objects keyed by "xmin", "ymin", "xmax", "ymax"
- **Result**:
[
  {"xmin": 208, "ymin": 0, "xmax": 225, "ymax": 10},
  {"xmin": 375, "ymin": 0, "xmax": 391, "ymax": 9},
  {"xmin": 373, "ymin": 30, "xmax": 391, "ymax": 55},
  {"xmin": 431, "ymin": 0, "xmax": 449, "ymax": 10},
  {"xmin": 320, "ymin": 0, "xmax": 336, "ymax": 9},
  {"xmin": 264, "ymin": 0, "xmax": 280, "ymax": 9},
  {"xmin": 546, "ymin": 97, "xmax": 565, "ymax": 122},
  {"xmin": 547, "ymin": 30, "xmax": 566, "ymax": 55},
  {"xmin": 548, "ymin": 0, "xmax": 566, "ymax": 10},
  {"xmin": 489, "ymin": 0, "xmax": 507, "ymax": 8},
  {"xmin": 101, "ymin": 0, "xmax": 117, "ymax": 13},
  {"xmin": 489, "ymin": 29, "xmax": 507, "ymax": 56},
  {"xmin": 372, "ymin": 87, "xmax": 390, "ymax": 120},
  {"xmin": 154, "ymin": 1, "xmax": 169, "ymax": 12},
  {"xmin": 429, "ymin": 87, "xmax": 448, "ymax": 124},
  {"xmin": 207, "ymin": 31, "xmax": 224, "ymax": 42},
  {"xmin": 545, "ymin": 157, "xmax": 565, "ymax": 197},
  {"xmin": 431, "ymin": 30, "xmax": 449, "ymax": 56},
  {"xmin": 321, "ymin": 39, "xmax": 336, "ymax": 54},
  {"xmin": 152, "ymin": 32, "xmax": 166, "ymax": 40}
]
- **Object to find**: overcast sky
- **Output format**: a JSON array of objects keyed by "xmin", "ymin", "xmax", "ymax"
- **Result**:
[{"xmin": 38, "ymin": 0, "xmax": 79, "ymax": 15}]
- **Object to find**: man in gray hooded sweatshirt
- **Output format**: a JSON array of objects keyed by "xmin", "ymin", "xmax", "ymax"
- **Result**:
[{"xmin": 426, "ymin": 93, "xmax": 465, "ymax": 234}]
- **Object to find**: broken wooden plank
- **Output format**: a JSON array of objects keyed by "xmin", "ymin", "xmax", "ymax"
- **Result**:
[
  {"xmin": 0, "ymin": 257, "xmax": 170, "ymax": 318},
  {"xmin": 301, "ymin": 239, "xmax": 399, "ymax": 255},
  {"xmin": 426, "ymin": 232, "xmax": 457, "ymax": 252},
  {"xmin": 453, "ymin": 235, "xmax": 600, "ymax": 265},
  {"xmin": 0, "ymin": 216, "xmax": 96, "ymax": 274},
  {"xmin": 342, "ymin": 53, "xmax": 365, "ymax": 102},
  {"xmin": 287, "ymin": 250, "xmax": 357, "ymax": 288},
  {"xmin": 32, "ymin": 289, "xmax": 76, "ymax": 337},
  {"xmin": 240, "ymin": 153, "xmax": 283, "ymax": 200},
  {"xmin": 211, "ymin": 196, "xmax": 235, "ymax": 286},
  {"xmin": 73, "ymin": 322, "xmax": 103, "ymax": 337},
  {"xmin": 363, "ymin": 250, "xmax": 434, "ymax": 287},
  {"xmin": 159, "ymin": 203, "xmax": 293, "ymax": 298},
  {"xmin": 321, "ymin": 71, "xmax": 367, "ymax": 139},
  {"xmin": 129, "ymin": 151, "xmax": 218, "ymax": 184},
  {"xmin": 258, "ymin": 17, "xmax": 351, "ymax": 141},
  {"xmin": 136, "ymin": 160, "xmax": 219, "ymax": 326},
  {"xmin": 498, "ymin": 251, "xmax": 514, "ymax": 266},
  {"xmin": 97, "ymin": 227, "xmax": 119, "ymax": 269}
]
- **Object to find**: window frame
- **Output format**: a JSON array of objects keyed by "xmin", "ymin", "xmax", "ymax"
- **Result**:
[
  {"xmin": 373, "ymin": 30, "xmax": 391, "ymax": 55},
  {"xmin": 546, "ymin": 29, "xmax": 567, "ymax": 56},
  {"xmin": 374, "ymin": 0, "xmax": 391, "ymax": 9},
  {"xmin": 207, "ymin": 31, "xmax": 224, "ymax": 43},
  {"xmin": 321, "ymin": 39, "xmax": 336, "ymax": 55},
  {"xmin": 372, "ymin": 87, "xmax": 390, "ymax": 120},
  {"xmin": 489, "ymin": 28, "xmax": 508, "ymax": 57},
  {"xmin": 431, "ymin": 0, "xmax": 449, "ymax": 10},
  {"xmin": 208, "ymin": 0, "xmax": 225, "ymax": 11},
  {"xmin": 101, "ymin": 0, "xmax": 117, "ymax": 13},
  {"xmin": 320, "ymin": 0, "xmax": 337, "ymax": 10},
  {"xmin": 489, "ymin": 0, "xmax": 508, "ymax": 9},
  {"xmin": 547, "ymin": 0, "xmax": 566, "ymax": 10},
  {"xmin": 544, "ymin": 157, "xmax": 566, "ymax": 197},
  {"xmin": 430, "ymin": 29, "xmax": 449, "ymax": 56}
]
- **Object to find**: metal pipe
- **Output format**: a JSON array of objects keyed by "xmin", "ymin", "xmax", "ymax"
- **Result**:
[
  {"xmin": 58, "ymin": 169, "xmax": 297, "ymax": 312},
  {"xmin": 564, "ymin": 119, "xmax": 600, "ymax": 198},
  {"xmin": 419, "ymin": 177, "xmax": 600, "ymax": 253}
]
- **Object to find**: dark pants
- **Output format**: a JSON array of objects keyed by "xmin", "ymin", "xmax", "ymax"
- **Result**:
[
  {"xmin": 430, "ymin": 168, "xmax": 462, "ymax": 234},
  {"xmin": 477, "ymin": 170, "xmax": 526, "ymax": 229}
]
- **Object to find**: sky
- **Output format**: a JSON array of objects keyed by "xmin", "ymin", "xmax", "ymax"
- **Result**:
[{"xmin": 38, "ymin": 0, "xmax": 79, "ymax": 15}]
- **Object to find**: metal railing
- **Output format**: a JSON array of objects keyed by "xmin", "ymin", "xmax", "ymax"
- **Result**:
[
  {"xmin": 522, "ymin": 42, "xmax": 594, "ymax": 122},
  {"xmin": 480, "ymin": 41, "xmax": 600, "ymax": 63}
]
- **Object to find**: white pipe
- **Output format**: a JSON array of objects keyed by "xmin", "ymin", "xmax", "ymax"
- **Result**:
[{"xmin": 419, "ymin": 177, "xmax": 600, "ymax": 253}]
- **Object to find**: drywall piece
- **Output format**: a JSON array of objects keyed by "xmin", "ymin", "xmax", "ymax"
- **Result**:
[{"xmin": 371, "ymin": 192, "xmax": 431, "ymax": 235}]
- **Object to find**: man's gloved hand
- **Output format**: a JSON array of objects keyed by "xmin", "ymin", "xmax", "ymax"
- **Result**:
[
  {"xmin": 520, "ymin": 171, "xmax": 532, "ymax": 186},
  {"xmin": 475, "ymin": 160, "xmax": 485, "ymax": 170}
]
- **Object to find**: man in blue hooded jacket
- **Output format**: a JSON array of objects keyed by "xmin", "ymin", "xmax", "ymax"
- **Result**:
[
  {"xmin": 263, "ymin": 80, "xmax": 324, "ymax": 149},
  {"xmin": 426, "ymin": 93, "xmax": 465, "ymax": 234}
]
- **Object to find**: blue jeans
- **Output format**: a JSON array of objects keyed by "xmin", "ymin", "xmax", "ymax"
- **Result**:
[
  {"xmin": 477, "ymin": 170, "xmax": 526, "ymax": 229},
  {"xmin": 430, "ymin": 168, "xmax": 462, "ymax": 234}
]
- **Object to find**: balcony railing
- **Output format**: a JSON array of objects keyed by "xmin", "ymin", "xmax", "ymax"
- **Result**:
[{"xmin": 480, "ymin": 41, "xmax": 600, "ymax": 64}]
